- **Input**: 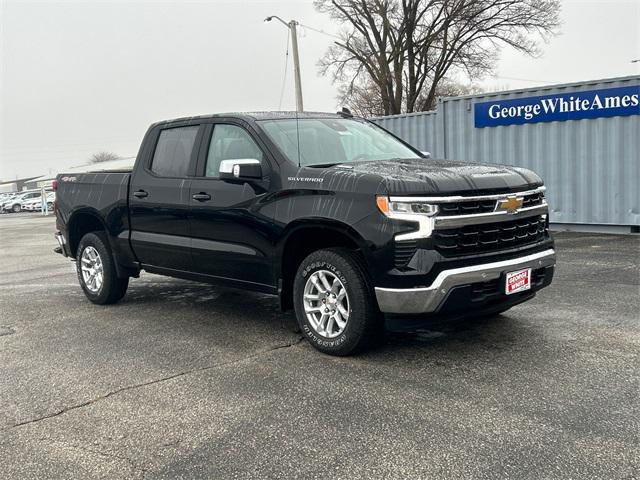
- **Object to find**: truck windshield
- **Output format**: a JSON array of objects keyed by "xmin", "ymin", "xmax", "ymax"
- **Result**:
[{"xmin": 259, "ymin": 118, "xmax": 421, "ymax": 167}]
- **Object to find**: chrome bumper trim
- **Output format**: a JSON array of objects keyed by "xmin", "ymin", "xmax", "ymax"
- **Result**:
[
  {"xmin": 433, "ymin": 202, "xmax": 548, "ymax": 229},
  {"xmin": 375, "ymin": 249, "xmax": 556, "ymax": 314}
]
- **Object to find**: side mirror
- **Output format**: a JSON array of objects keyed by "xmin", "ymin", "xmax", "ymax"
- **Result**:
[
  {"xmin": 219, "ymin": 159, "xmax": 262, "ymax": 181},
  {"xmin": 421, "ymin": 151, "xmax": 431, "ymax": 159}
]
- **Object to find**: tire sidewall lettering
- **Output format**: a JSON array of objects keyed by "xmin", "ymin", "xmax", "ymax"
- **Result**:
[
  {"xmin": 301, "ymin": 261, "xmax": 349, "ymax": 289},
  {"xmin": 302, "ymin": 324, "xmax": 347, "ymax": 347}
]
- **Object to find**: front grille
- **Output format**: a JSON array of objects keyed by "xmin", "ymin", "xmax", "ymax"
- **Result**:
[
  {"xmin": 434, "ymin": 215, "xmax": 546, "ymax": 256},
  {"xmin": 394, "ymin": 240, "xmax": 417, "ymax": 268},
  {"xmin": 439, "ymin": 199, "xmax": 495, "ymax": 216},
  {"xmin": 437, "ymin": 190, "xmax": 544, "ymax": 217},
  {"xmin": 521, "ymin": 192, "xmax": 544, "ymax": 208}
]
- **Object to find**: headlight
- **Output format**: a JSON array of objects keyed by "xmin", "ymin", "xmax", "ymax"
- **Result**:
[
  {"xmin": 376, "ymin": 196, "xmax": 438, "ymax": 241},
  {"xmin": 376, "ymin": 196, "xmax": 438, "ymax": 217}
]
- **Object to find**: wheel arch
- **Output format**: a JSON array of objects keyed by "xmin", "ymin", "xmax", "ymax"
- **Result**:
[
  {"xmin": 67, "ymin": 208, "xmax": 109, "ymax": 258},
  {"xmin": 276, "ymin": 219, "xmax": 372, "ymax": 311}
]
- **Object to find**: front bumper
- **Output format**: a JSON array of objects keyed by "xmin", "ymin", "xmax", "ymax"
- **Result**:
[{"xmin": 375, "ymin": 248, "xmax": 556, "ymax": 314}]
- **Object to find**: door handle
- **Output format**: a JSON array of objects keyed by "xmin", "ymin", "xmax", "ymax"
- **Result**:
[
  {"xmin": 133, "ymin": 190, "xmax": 149, "ymax": 198},
  {"xmin": 192, "ymin": 192, "xmax": 211, "ymax": 202}
]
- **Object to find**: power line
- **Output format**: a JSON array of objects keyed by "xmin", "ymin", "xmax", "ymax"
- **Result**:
[
  {"xmin": 293, "ymin": 20, "xmax": 564, "ymax": 86},
  {"xmin": 278, "ymin": 29, "xmax": 291, "ymax": 110},
  {"xmin": 297, "ymin": 22, "xmax": 341, "ymax": 40},
  {"xmin": 266, "ymin": 15, "xmax": 304, "ymax": 112},
  {"xmin": 292, "ymin": 25, "xmax": 559, "ymax": 86}
]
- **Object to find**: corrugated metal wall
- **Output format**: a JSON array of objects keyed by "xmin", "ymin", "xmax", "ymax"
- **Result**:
[{"xmin": 373, "ymin": 76, "xmax": 640, "ymax": 227}]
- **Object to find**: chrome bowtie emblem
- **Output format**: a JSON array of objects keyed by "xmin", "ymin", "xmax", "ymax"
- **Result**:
[{"xmin": 496, "ymin": 196, "xmax": 523, "ymax": 214}]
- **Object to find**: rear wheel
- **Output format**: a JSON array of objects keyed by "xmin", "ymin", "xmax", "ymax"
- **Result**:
[
  {"xmin": 293, "ymin": 248, "xmax": 382, "ymax": 356},
  {"xmin": 11, "ymin": 204, "xmax": 20, "ymax": 213},
  {"xmin": 76, "ymin": 232, "xmax": 129, "ymax": 304}
]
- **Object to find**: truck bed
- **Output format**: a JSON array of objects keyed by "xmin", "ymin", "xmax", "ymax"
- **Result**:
[{"xmin": 56, "ymin": 172, "xmax": 131, "ymax": 222}]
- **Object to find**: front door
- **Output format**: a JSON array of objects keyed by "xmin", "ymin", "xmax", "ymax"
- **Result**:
[
  {"xmin": 129, "ymin": 124, "xmax": 202, "ymax": 271},
  {"xmin": 188, "ymin": 122, "xmax": 275, "ymax": 290}
]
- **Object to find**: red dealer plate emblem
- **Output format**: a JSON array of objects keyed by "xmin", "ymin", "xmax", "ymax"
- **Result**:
[{"xmin": 505, "ymin": 268, "xmax": 532, "ymax": 295}]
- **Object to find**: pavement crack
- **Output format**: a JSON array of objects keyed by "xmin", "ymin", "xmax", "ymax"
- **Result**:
[
  {"xmin": 4, "ymin": 336, "xmax": 304, "ymax": 432},
  {"xmin": 267, "ymin": 335, "xmax": 305, "ymax": 351}
]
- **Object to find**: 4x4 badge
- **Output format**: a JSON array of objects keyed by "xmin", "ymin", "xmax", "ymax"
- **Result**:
[{"xmin": 496, "ymin": 196, "xmax": 523, "ymax": 214}]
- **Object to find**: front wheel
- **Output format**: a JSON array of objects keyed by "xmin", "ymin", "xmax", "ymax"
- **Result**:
[
  {"xmin": 76, "ymin": 232, "xmax": 129, "ymax": 304},
  {"xmin": 11, "ymin": 204, "xmax": 21, "ymax": 213},
  {"xmin": 293, "ymin": 248, "xmax": 383, "ymax": 356}
]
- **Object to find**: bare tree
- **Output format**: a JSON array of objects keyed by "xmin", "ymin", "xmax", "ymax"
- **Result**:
[
  {"xmin": 337, "ymin": 78, "xmax": 385, "ymax": 117},
  {"xmin": 343, "ymin": 77, "xmax": 484, "ymax": 117},
  {"xmin": 431, "ymin": 79, "xmax": 484, "ymax": 98},
  {"xmin": 90, "ymin": 151, "xmax": 120, "ymax": 164},
  {"xmin": 315, "ymin": 0, "xmax": 561, "ymax": 114}
]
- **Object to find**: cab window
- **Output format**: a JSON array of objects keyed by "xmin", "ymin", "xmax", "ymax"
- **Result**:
[
  {"xmin": 150, "ymin": 126, "xmax": 199, "ymax": 177},
  {"xmin": 205, "ymin": 124, "xmax": 263, "ymax": 178}
]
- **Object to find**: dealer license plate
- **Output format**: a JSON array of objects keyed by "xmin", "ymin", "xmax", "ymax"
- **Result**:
[{"xmin": 505, "ymin": 268, "xmax": 531, "ymax": 295}]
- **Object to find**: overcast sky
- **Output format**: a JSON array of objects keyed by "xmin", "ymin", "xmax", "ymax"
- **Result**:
[{"xmin": 1, "ymin": 0, "xmax": 638, "ymax": 181}]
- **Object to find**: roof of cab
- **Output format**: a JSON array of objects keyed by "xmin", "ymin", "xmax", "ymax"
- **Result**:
[{"xmin": 149, "ymin": 111, "xmax": 351, "ymax": 128}]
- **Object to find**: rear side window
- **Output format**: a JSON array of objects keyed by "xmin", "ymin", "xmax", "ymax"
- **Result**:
[{"xmin": 150, "ymin": 126, "xmax": 199, "ymax": 177}]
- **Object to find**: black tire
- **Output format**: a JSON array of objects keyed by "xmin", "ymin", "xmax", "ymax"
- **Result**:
[
  {"xmin": 293, "ymin": 248, "xmax": 383, "ymax": 356},
  {"xmin": 76, "ymin": 232, "xmax": 129, "ymax": 305},
  {"xmin": 12, "ymin": 204, "xmax": 20, "ymax": 213}
]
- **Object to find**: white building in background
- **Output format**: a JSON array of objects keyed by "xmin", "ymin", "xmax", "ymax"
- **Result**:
[{"xmin": 24, "ymin": 157, "xmax": 136, "ymax": 190}]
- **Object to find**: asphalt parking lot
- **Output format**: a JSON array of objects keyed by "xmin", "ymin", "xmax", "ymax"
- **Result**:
[{"xmin": 0, "ymin": 213, "xmax": 638, "ymax": 479}]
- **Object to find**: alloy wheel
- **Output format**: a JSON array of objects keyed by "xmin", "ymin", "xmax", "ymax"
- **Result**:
[
  {"xmin": 303, "ymin": 269, "xmax": 350, "ymax": 338},
  {"xmin": 80, "ymin": 246, "xmax": 104, "ymax": 293}
]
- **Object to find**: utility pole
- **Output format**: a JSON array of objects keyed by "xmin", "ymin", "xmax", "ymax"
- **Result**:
[
  {"xmin": 265, "ymin": 16, "xmax": 304, "ymax": 112},
  {"xmin": 289, "ymin": 21, "xmax": 304, "ymax": 113}
]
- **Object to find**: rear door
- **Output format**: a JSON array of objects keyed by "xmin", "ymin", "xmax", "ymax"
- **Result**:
[
  {"xmin": 129, "ymin": 123, "xmax": 204, "ymax": 271},
  {"xmin": 188, "ymin": 121, "xmax": 276, "ymax": 290}
]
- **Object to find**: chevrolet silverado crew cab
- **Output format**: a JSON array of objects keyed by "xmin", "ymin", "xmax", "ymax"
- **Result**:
[{"xmin": 54, "ymin": 112, "xmax": 555, "ymax": 355}]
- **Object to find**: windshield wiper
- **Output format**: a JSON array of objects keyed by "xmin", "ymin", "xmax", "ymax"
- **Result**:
[{"xmin": 306, "ymin": 162, "xmax": 343, "ymax": 168}]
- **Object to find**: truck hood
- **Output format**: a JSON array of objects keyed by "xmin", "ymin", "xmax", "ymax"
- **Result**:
[{"xmin": 345, "ymin": 158, "xmax": 543, "ymax": 195}]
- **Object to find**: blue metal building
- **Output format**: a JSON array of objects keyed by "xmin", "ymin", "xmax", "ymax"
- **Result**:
[{"xmin": 373, "ymin": 76, "xmax": 640, "ymax": 233}]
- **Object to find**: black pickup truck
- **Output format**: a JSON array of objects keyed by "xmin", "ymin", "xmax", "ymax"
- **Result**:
[{"xmin": 54, "ymin": 111, "xmax": 555, "ymax": 355}]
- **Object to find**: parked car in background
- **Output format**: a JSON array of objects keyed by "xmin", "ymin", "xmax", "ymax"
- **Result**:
[
  {"xmin": 1, "ymin": 191, "xmax": 43, "ymax": 213},
  {"xmin": 0, "ymin": 193, "xmax": 18, "ymax": 206},
  {"xmin": 21, "ymin": 197, "xmax": 38, "ymax": 212},
  {"xmin": 23, "ymin": 192, "xmax": 55, "ymax": 212},
  {"xmin": 21, "ymin": 196, "xmax": 41, "ymax": 212}
]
